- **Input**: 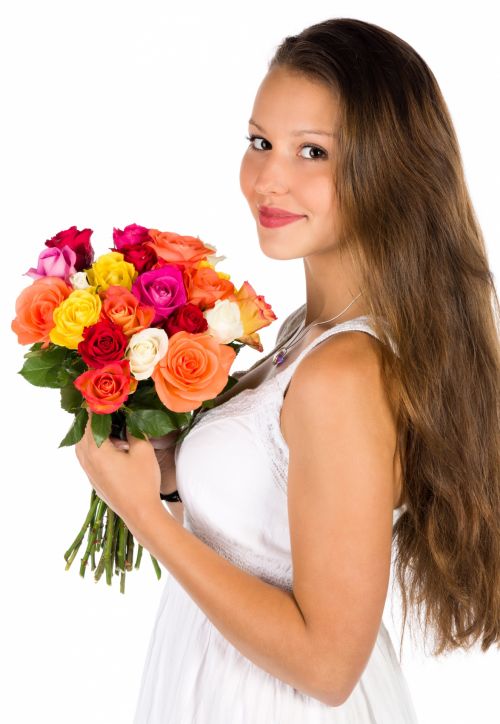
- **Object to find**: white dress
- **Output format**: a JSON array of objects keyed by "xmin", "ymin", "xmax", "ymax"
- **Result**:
[{"xmin": 133, "ymin": 313, "xmax": 419, "ymax": 723}]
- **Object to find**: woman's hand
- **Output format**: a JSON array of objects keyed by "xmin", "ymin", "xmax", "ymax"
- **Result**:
[
  {"xmin": 110, "ymin": 429, "xmax": 181, "ymax": 495},
  {"xmin": 75, "ymin": 411, "xmax": 163, "ymax": 535}
]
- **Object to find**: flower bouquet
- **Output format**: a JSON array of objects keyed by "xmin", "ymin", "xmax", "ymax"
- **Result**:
[{"xmin": 11, "ymin": 223, "xmax": 276, "ymax": 593}]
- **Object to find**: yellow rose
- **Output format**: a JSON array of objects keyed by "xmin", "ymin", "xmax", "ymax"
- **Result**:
[
  {"xmin": 49, "ymin": 289, "xmax": 102, "ymax": 349},
  {"xmin": 85, "ymin": 251, "xmax": 138, "ymax": 292}
]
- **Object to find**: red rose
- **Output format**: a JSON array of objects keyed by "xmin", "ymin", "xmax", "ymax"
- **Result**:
[
  {"xmin": 45, "ymin": 226, "xmax": 94, "ymax": 271},
  {"xmin": 162, "ymin": 302, "xmax": 208, "ymax": 336},
  {"xmin": 74, "ymin": 359, "xmax": 137, "ymax": 414},
  {"xmin": 78, "ymin": 320, "xmax": 129, "ymax": 368},
  {"xmin": 112, "ymin": 242, "xmax": 158, "ymax": 274}
]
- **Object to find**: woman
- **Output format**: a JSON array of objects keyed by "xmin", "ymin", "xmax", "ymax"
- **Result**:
[{"xmin": 75, "ymin": 17, "xmax": 500, "ymax": 723}]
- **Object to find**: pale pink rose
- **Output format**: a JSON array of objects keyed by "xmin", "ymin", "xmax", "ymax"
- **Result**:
[{"xmin": 25, "ymin": 245, "xmax": 77, "ymax": 283}]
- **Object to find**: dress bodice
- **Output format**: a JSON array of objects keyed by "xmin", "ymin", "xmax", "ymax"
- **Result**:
[{"xmin": 174, "ymin": 314, "xmax": 404, "ymax": 591}]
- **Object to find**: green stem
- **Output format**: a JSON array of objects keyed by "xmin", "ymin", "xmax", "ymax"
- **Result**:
[
  {"xmin": 94, "ymin": 545, "xmax": 106, "ymax": 582},
  {"xmin": 93, "ymin": 500, "xmax": 107, "ymax": 549},
  {"xmin": 64, "ymin": 491, "xmax": 100, "ymax": 566},
  {"xmin": 134, "ymin": 544, "xmax": 143, "ymax": 569},
  {"xmin": 117, "ymin": 519, "xmax": 127, "ymax": 572},
  {"xmin": 79, "ymin": 499, "xmax": 107, "ymax": 577},
  {"xmin": 113, "ymin": 519, "xmax": 121, "ymax": 577},
  {"xmin": 104, "ymin": 509, "xmax": 116, "ymax": 585},
  {"xmin": 150, "ymin": 554, "xmax": 162, "ymax": 580},
  {"xmin": 125, "ymin": 530, "xmax": 134, "ymax": 571}
]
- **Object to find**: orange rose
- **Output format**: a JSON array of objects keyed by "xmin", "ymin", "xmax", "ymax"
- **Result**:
[
  {"xmin": 152, "ymin": 330, "xmax": 236, "ymax": 413},
  {"xmin": 183, "ymin": 264, "xmax": 235, "ymax": 310},
  {"xmin": 100, "ymin": 285, "xmax": 155, "ymax": 336},
  {"xmin": 11, "ymin": 276, "xmax": 72, "ymax": 348},
  {"xmin": 73, "ymin": 359, "xmax": 138, "ymax": 414},
  {"xmin": 146, "ymin": 229, "xmax": 215, "ymax": 268}
]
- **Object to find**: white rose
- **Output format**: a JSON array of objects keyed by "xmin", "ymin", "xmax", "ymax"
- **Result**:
[
  {"xmin": 203, "ymin": 242, "xmax": 226, "ymax": 268},
  {"xmin": 125, "ymin": 328, "xmax": 169, "ymax": 380},
  {"xmin": 207, "ymin": 253, "xmax": 227, "ymax": 267},
  {"xmin": 69, "ymin": 271, "xmax": 90, "ymax": 289},
  {"xmin": 204, "ymin": 299, "xmax": 243, "ymax": 344}
]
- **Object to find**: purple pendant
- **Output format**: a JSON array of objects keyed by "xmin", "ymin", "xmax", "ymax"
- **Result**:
[{"xmin": 272, "ymin": 348, "xmax": 287, "ymax": 365}]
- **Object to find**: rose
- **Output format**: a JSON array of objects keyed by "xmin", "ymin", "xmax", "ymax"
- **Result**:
[
  {"xmin": 112, "ymin": 224, "xmax": 158, "ymax": 273},
  {"xmin": 25, "ymin": 246, "xmax": 77, "ymax": 284},
  {"xmin": 112, "ymin": 223, "xmax": 151, "ymax": 251},
  {"xmin": 100, "ymin": 285, "xmax": 155, "ymax": 336},
  {"xmin": 204, "ymin": 299, "xmax": 244, "ymax": 344},
  {"xmin": 117, "ymin": 243, "xmax": 157, "ymax": 274},
  {"xmin": 131, "ymin": 265, "xmax": 187, "ymax": 324},
  {"xmin": 146, "ymin": 229, "xmax": 215, "ymax": 268},
  {"xmin": 11, "ymin": 276, "xmax": 72, "ymax": 348},
  {"xmin": 151, "ymin": 330, "xmax": 236, "ymax": 412},
  {"xmin": 77, "ymin": 320, "xmax": 129, "ymax": 368},
  {"xmin": 125, "ymin": 327, "xmax": 169, "ymax": 380},
  {"xmin": 45, "ymin": 226, "xmax": 94, "ymax": 271},
  {"xmin": 73, "ymin": 359, "xmax": 138, "ymax": 414},
  {"xmin": 183, "ymin": 263, "xmax": 235, "ymax": 309},
  {"xmin": 232, "ymin": 280, "xmax": 277, "ymax": 351},
  {"xmin": 86, "ymin": 251, "xmax": 138, "ymax": 293},
  {"xmin": 49, "ymin": 288, "xmax": 102, "ymax": 349},
  {"xmin": 162, "ymin": 302, "xmax": 208, "ymax": 336},
  {"xmin": 69, "ymin": 271, "xmax": 90, "ymax": 290}
]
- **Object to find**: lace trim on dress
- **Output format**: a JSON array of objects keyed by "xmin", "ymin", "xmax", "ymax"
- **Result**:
[{"xmin": 185, "ymin": 509, "xmax": 293, "ymax": 591}]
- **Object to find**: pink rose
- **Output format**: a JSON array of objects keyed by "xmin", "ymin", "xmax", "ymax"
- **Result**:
[
  {"xmin": 25, "ymin": 245, "xmax": 77, "ymax": 283},
  {"xmin": 131, "ymin": 265, "xmax": 187, "ymax": 324}
]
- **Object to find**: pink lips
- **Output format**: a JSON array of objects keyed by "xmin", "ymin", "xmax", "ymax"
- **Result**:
[{"xmin": 258, "ymin": 205, "xmax": 306, "ymax": 229}]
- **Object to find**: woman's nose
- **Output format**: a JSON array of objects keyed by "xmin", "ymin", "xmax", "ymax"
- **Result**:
[{"xmin": 253, "ymin": 167, "xmax": 289, "ymax": 196}]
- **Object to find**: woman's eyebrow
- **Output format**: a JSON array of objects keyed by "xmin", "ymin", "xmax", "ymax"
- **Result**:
[{"xmin": 248, "ymin": 118, "xmax": 336, "ymax": 137}]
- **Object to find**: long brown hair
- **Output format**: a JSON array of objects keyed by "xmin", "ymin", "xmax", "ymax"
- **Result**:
[{"xmin": 269, "ymin": 18, "xmax": 500, "ymax": 657}]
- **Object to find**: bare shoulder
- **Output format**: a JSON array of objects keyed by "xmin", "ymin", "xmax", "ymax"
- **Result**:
[
  {"xmin": 281, "ymin": 328, "xmax": 396, "ymax": 451},
  {"xmin": 280, "ymin": 329, "xmax": 401, "ymax": 705}
]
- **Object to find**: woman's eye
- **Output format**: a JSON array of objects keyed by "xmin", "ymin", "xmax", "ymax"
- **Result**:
[{"xmin": 245, "ymin": 135, "xmax": 327, "ymax": 160}]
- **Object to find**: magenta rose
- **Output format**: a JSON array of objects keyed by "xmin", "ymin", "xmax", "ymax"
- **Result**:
[
  {"xmin": 162, "ymin": 302, "xmax": 208, "ymax": 336},
  {"xmin": 25, "ymin": 245, "xmax": 77, "ymax": 283},
  {"xmin": 113, "ymin": 223, "xmax": 151, "ymax": 251},
  {"xmin": 45, "ymin": 226, "xmax": 94, "ymax": 271},
  {"xmin": 131, "ymin": 265, "xmax": 187, "ymax": 324},
  {"xmin": 77, "ymin": 319, "xmax": 129, "ymax": 368},
  {"xmin": 111, "ymin": 224, "xmax": 158, "ymax": 273}
]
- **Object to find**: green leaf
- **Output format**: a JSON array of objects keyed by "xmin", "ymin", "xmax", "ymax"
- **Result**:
[
  {"xmin": 60, "ymin": 384, "xmax": 84, "ymax": 413},
  {"xmin": 127, "ymin": 383, "xmax": 191, "ymax": 428},
  {"xmin": 59, "ymin": 408, "xmax": 89, "ymax": 447},
  {"xmin": 125, "ymin": 414, "xmax": 148, "ymax": 440},
  {"xmin": 18, "ymin": 345, "xmax": 69, "ymax": 388},
  {"xmin": 127, "ymin": 383, "xmax": 165, "ymax": 411},
  {"xmin": 23, "ymin": 342, "xmax": 45, "ymax": 358},
  {"xmin": 91, "ymin": 412, "xmax": 112, "ymax": 448},
  {"xmin": 62, "ymin": 352, "xmax": 87, "ymax": 380},
  {"xmin": 125, "ymin": 408, "xmax": 178, "ymax": 438}
]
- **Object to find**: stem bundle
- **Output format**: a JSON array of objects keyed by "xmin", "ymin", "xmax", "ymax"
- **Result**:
[{"xmin": 63, "ymin": 488, "xmax": 162, "ymax": 593}]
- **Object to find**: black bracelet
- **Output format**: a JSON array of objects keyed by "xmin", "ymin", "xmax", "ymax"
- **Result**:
[{"xmin": 160, "ymin": 490, "xmax": 182, "ymax": 503}]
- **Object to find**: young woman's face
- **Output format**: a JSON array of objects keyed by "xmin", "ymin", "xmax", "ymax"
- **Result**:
[{"xmin": 240, "ymin": 66, "xmax": 341, "ymax": 260}]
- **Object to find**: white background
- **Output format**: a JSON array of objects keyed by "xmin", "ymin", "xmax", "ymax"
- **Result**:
[{"xmin": 1, "ymin": 1, "xmax": 499, "ymax": 722}]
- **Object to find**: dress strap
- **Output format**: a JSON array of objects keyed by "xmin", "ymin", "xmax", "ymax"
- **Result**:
[{"xmin": 273, "ymin": 316, "xmax": 381, "ymax": 397}]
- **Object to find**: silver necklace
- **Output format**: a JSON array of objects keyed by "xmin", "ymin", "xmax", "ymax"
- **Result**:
[{"xmin": 271, "ymin": 291, "xmax": 364, "ymax": 366}]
